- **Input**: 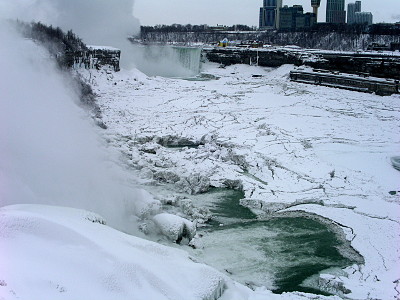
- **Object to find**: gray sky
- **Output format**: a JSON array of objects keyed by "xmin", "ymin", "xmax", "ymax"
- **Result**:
[{"xmin": 134, "ymin": 0, "xmax": 399, "ymax": 26}]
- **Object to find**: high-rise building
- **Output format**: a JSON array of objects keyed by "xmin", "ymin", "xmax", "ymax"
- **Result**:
[
  {"xmin": 311, "ymin": 0, "xmax": 321, "ymax": 21},
  {"xmin": 279, "ymin": 5, "xmax": 317, "ymax": 31},
  {"xmin": 355, "ymin": 12, "xmax": 373, "ymax": 25},
  {"xmin": 347, "ymin": 1, "xmax": 361, "ymax": 24},
  {"xmin": 326, "ymin": 0, "xmax": 346, "ymax": 24},
  {"xmin": 279, "ymin": 5, "xmax": 304, "ymax": 31},
  {"xmin": 347, "ymin": 1, "xmax": 373, "ymax": 25},
  {"xmin": 259, "ymin": 0, "xmax": 283, "ymax": 29}
]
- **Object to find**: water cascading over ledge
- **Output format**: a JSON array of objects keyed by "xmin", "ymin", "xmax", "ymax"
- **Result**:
[
  {"xmin": 171, "ymin": 46, "xmax": 202, "ymax": 76},
  {"xmin": 132, "ymin": 45, "xmax": 202, "ymax": 78}
]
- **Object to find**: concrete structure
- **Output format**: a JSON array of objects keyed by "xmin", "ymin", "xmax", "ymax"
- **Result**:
[
  {"xmin": 259, "ymin": 0, "xmax": 283, "ymax": 30},
  {"xmin": 355, "ymin": 12, "xmax": 373, "ymax": 25},
  {"xmin": 326, "ymin": 0, "xmax": 346, "ymax": 24},
  {"xmin": 311, "ymin": 0, "xmax": 321, "ymax": 21},
  {"xmin": 347, "ymin": 1, "xmax": 362, "ymax": 24},
  {"xmin": 279, "ymin": 5, "xmax": 317, "ymax": 31},
  {"xmin": 290, "ymin": 70, "xmax": 399, "ymax": 95}
]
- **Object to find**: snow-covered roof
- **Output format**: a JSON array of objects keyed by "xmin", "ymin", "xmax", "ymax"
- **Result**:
[{"xmin": 87, "ymin": 45, "xmax": 121, "ymax": 51}]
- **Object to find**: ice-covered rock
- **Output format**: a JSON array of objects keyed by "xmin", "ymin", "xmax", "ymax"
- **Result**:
[
  {"xmin": 176, "ymin": 197, "xmax": 212, "ymax": 224},
  {"xmin": 189, "ymin": 234, "xmax": 205, "ymax": 249},
  {"xmin": 154, "ymin": 135, "xmax": 202, "ymax": 148},
  {"xmin": 176, "ymin": 174, "xmax": 211, "ymax": 194},
  {"xmin": 153, "ymin": 213, "xmax": 196, "ymax": 243},
  {"xmin": 318, "ymin": 274, "xmax": 351, "ymax": 296},
  {"xmin": 153, "ymin": 170, "xmax": 181, "ymax": 183},
  {"xmin": 139, "ymin": 142, "xmax": 161, "ymax": 154}
]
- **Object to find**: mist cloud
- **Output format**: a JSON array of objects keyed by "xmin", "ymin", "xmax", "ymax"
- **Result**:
[
  {"xmin": 0, "ymin": 23, "xmax": 154, "ymax": 233},
  {"xmin": 0, "ymin": 0, "xmax": 140, "ymax": 68},
  {"xmin": 392, "ymin": 14, "xmax": 400, "ymax": 21}
]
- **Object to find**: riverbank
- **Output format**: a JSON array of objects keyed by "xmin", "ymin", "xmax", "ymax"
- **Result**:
[
  {"xmin": 78, "ymin": 63, "xmax": 400, "ymax": 299},
  {"xmin": 202, "ymin": 46, "xmax": 400, "ymax": 80},
  {"xmin": 137, "ymin": 30, "xmax": 400, "ymax": 52}
]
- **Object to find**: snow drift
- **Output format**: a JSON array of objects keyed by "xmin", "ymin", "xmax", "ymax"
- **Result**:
[{"xmin": 0, "ymin": 205, "xmax": 225, "ymax": 300}]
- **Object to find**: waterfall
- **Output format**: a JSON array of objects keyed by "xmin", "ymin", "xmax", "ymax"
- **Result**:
[
  {"xmin": 171, "ymin": 47, "xmax": 202, "ymax": 76},
  {"xmin": 132, "ymin": 45, "xmax": 202, "ymax": 78}
]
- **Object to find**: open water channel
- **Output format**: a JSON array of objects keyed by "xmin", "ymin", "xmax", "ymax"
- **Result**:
[{"xmin": 187, "ymin": 188, "xmax": 362, "ymax": 296}]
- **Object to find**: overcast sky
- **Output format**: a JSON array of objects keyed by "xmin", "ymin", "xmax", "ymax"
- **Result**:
[{"xmin": 134, "ymin": 0, "xmax": 400, "ymax": 26}]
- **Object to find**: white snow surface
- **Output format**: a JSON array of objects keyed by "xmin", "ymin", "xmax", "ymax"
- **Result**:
[
  {"xmin": 0, "ymin": 204, "xmax": 342, "ymax": 300},
  {"xmin": 87, "ymin": 45, "xmax": 121, "ymax": 51},
  {"xmin": 78, "ymin": 62, "xmax": 400, "ymax": 299},
  {"xmin": 0, "ymin": 205, "xmax": 224, "ymax": 300},
  {"xmin": 1, "ymin": 28, "xmax": 339, "ymax": 300}
]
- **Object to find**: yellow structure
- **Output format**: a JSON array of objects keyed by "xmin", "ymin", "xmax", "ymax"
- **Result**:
[{"xmin": 218, "ymin": 38, "xmax": 229, "ymax": 47}]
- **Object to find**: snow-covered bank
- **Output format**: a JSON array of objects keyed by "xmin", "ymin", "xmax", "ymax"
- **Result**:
[
  {"xmin": 79, "ymin": 62, "xmax": 400, "ymax": 299},
  {"xmin": 0, "ymin": 204, "xmax": 346, "ymax": 300},
  {"xmin": 0, "ymin": 205, "xmax": 225, "ymax": 300}
]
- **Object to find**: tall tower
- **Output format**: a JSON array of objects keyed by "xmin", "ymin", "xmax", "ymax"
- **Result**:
[{"xmin": 311, "ymin": 0, "xmax": 321, "ymax": 21}]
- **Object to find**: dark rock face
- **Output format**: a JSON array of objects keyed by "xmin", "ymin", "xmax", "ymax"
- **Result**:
[
  {"xmin": 203, "ymin": 48, "xmax": 400, "ymax": 80},
  {"xmin": 203, "ymin": 48, "xmax": 303, "ymax": 68},
  {"xmin": 308, "ymin": 53, "xmax": 400, "ymax": 80},
  {"xmin": 65, "ymin": 48, "xmax": 121, "ymax": 72}
]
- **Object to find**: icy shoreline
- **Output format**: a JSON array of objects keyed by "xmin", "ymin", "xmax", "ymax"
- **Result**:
[{"xmin": 78, "ymin": 63, "xmax": 400, "ymax": 299}]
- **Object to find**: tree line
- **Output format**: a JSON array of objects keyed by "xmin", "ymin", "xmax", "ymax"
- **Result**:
[
  {"xmin": 12, "ymin": 20, "xmax": 87, "ymax": 68},
  {"xmin": 140, "ymin": 23, "xmax": 400, "ymax": 36},
  {"xmin": 141, "ymin": 24, "xmax": 257, "ymax": 34}
]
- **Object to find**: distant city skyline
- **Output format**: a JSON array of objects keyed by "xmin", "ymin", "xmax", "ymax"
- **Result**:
[{"xmin": 134, "ymin": 0, "xmax": 399, "ymax": 26}]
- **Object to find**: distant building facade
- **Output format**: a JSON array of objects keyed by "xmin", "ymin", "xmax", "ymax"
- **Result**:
[
  {"xmin": 259, "ymin": 0, "xmax": 283, "ymax": 29},
  {"xmin": 347, "ymin": 1, "xmax": 373, "ymax": 25},
  {"xmin": 347, "ymin": 1, "xmax": 361, "ymax": 24},
  {"xmin": 301, "ymin": 13, "xmax": 318, "ymax": 28},
  {"xmin": 355, "ymin": 12, "xmax": 373, "ymax": 25},
  {"xmin": 279, "ymin": 5, "xmax": 316, "ymax": 31},
  {"xmin": 326, "ymin": 0, "xmax": 346, "ymax": 24}
]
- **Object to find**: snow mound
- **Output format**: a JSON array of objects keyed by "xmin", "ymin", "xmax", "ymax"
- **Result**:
[
  {"xmin": 153, "ymin": 212, "xmax": 196, "ymax": 243},
  {"xmin": 0, "ymin": 205, "xmax": 224, "ymax": 300}
]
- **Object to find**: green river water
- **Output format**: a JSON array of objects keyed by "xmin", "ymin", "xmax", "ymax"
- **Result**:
[{"xmin": 191, "ymin": 188, "xmax": 361, "ymax": 295}]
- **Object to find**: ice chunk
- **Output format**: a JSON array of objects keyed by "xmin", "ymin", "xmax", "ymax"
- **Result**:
[
  {"xmin": 153, "ymin": 213, "xmax": 196, "ymax": 243},
  {"xmin": 176, "ymin": 174, "xmax": 210, "ymax": 194}
]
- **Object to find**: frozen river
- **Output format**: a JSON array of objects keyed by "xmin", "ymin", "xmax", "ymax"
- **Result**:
[{"xmin": 79, "ymin": 61, "xmax": 400, "ymax": 299}]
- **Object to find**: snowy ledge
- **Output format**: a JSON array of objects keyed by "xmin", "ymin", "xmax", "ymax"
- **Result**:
[
  {"xmin": 87, "ymin": 45, "xmax": 121, "ymax": 52},
  {"xmin": 0, "ymin": 205, "xmax": 225, "ymax": 300}
]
